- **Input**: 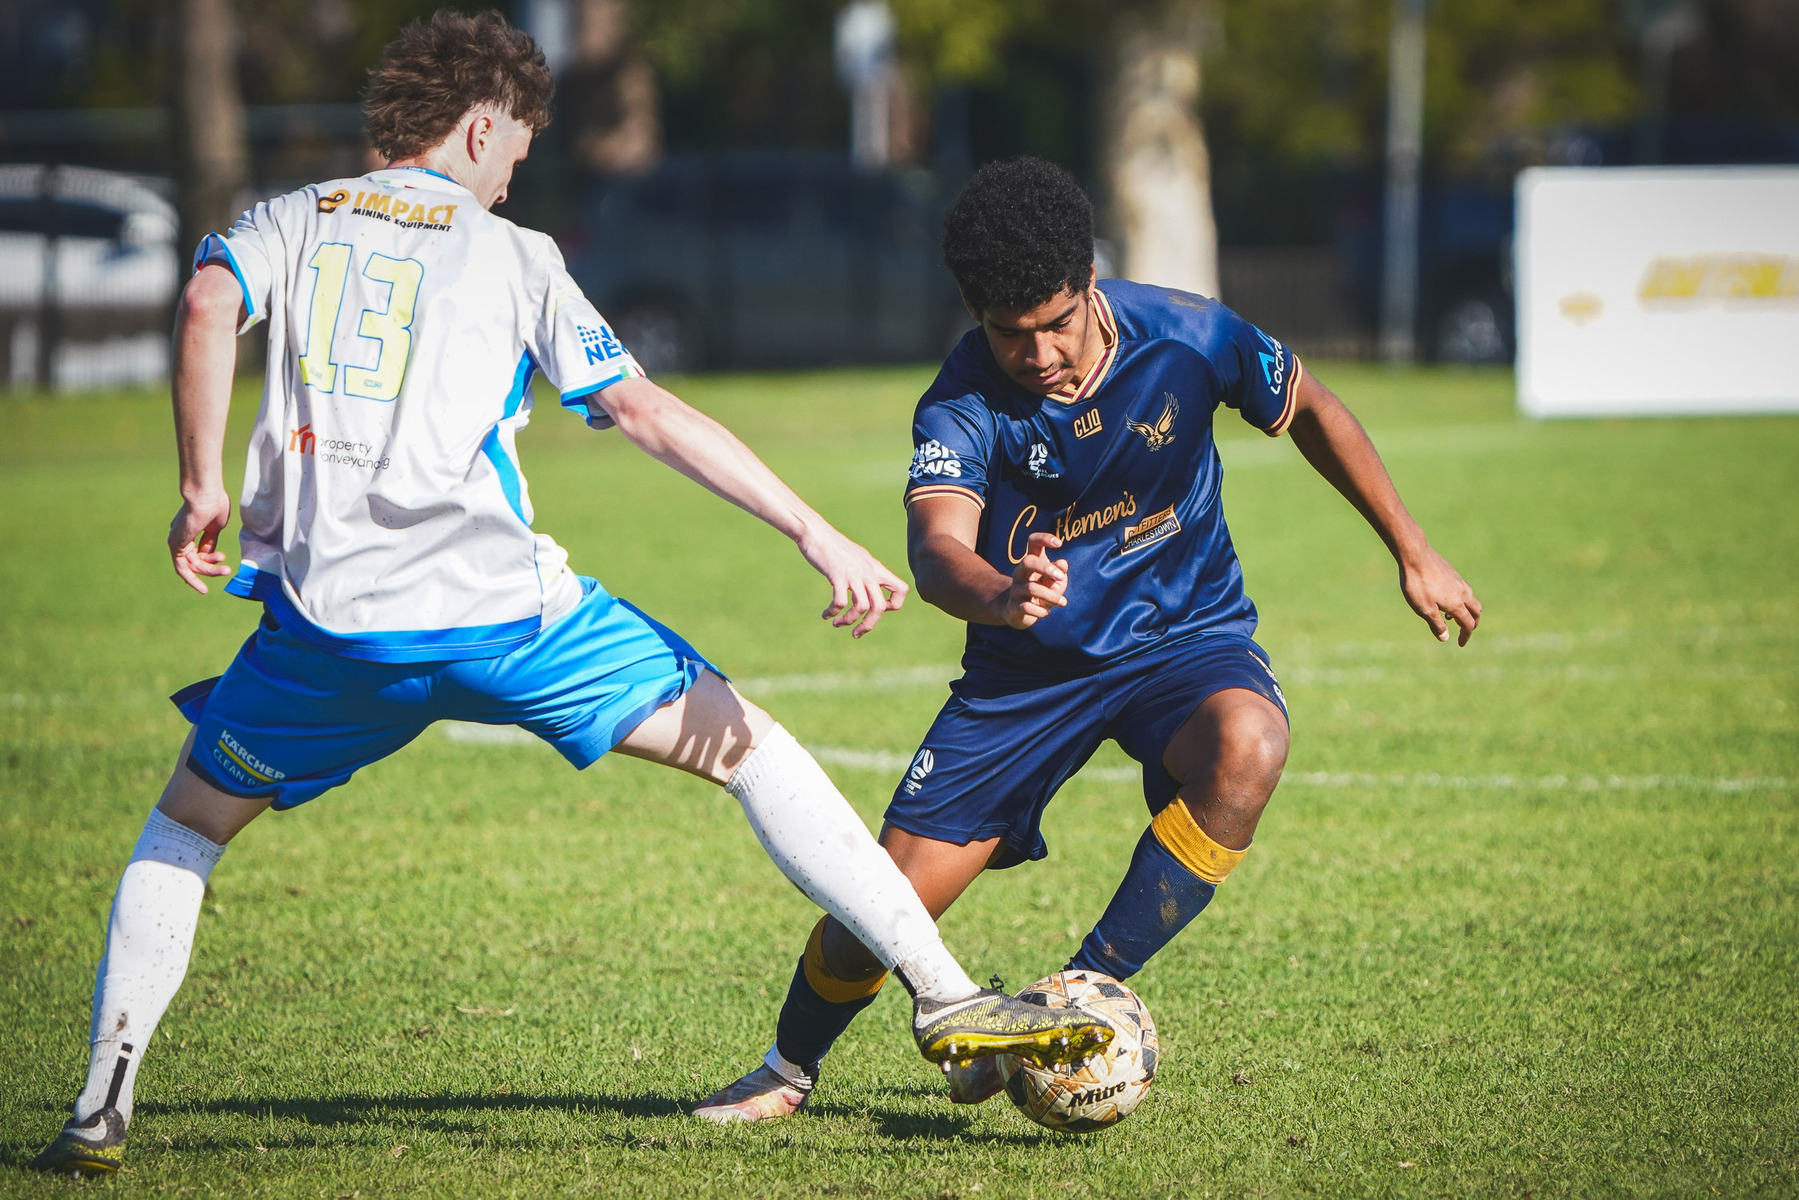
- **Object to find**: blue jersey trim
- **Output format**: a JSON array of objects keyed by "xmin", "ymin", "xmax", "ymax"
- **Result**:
[
  {"xmin": 558, "ymin": 369, "xmax": 630, "ymax": 418},
  {"xmin": 224, "ymin": 564, "xmax": 541, "ymax": 662},
  {"xmin": 393, "ymin": 166, "xmax": 457, "ymax": 184},
  {"xmin": 481, "ymin": 352, "xmax": 535, "ymax": 525},
  {"xmin": 192, "ymin": 233, "xmax": 257, "ymax": 323},
  {"xmin": 481, "ymin": 427, "xmax": 527, "ymax": 523}
]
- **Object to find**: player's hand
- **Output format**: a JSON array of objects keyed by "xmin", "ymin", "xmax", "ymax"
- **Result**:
[
  {"xmin": 169, "ymin": 489, "xmax": 234, "ymax": 595},
  {"xmin": 797, "ymin": 524, "xmax": 909, "ymax": 638},
  {"xmin": 996, "ymin": 532, "xmax": 1069, "ymax": 630},
  {"xmin": 1399, "ymin": 546, "xmax": 1481, "ymax": 646}
]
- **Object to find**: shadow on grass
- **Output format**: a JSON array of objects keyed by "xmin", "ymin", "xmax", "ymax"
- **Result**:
[
  {"xmin": 1, "ymin": 1087, "xmax": 1050, "ymax": 1167},
  {"xmin": 136, "ymin": 1090, "xmax": 687, "ymax": 1125},
  {"xmin": 806, "ymin": 1086, "xmax": 1052, "ymax": 1146}
]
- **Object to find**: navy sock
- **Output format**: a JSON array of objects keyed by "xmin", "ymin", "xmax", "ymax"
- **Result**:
[
  {"xmin": 1067, "ymin": 825, "xmax": 1218, "ymax": 981},
  {"xmin": 774, "ymin": 955, "xmax": 882, "ymax": 1072}
]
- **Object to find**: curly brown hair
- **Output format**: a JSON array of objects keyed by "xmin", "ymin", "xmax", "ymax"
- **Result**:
[{"xmin": 363, "ymin": 9, "xmax": 554, "ymax": 160}]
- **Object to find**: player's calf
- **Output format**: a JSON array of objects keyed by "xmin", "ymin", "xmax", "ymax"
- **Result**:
[
  {"xmin": 32, "ymin": 803, "xmax": 233, "ymax": 1176},
  {"xmin": 1069, "ymin": 690, "xmax": 1284, "ymax": 982}
]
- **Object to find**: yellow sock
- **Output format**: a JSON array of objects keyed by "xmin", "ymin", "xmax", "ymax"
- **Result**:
[
  {"xmin": 1149, "ymin": 800, "xmax": 1249, "ymax": 885},
  {"xmin": 802, "ymin": 917, "xmax": 888, "ymax": 1004}
]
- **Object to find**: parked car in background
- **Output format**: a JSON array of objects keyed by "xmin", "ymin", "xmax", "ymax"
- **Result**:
[
  {"xmin": 0, "ymin": 165, "xmax": 178, "ymax": 388},
  {"xmin": 562, "ymin": 152, "xmax": 967, "ymax": 373}
]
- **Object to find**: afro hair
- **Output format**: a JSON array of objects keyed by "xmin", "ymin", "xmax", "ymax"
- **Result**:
[{"xmin": 941, "ymin": 157, "xmax": 1095, "ymax": 315}]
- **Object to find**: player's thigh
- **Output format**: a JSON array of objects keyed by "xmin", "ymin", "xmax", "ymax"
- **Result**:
[
  {"xmin": 154, "ymin": 726, "xmax": 271, "ymax": 845},
  {"xmin": 455, "ymin": 584, "xmax": 742, "ymax": 780},
  {"xmin": 611, "ymin": 669, "xmax": 774, "ymax": 785},
  {"xmin": 1160, "ymin": 687, "xmax": 1289, "ymax": 794},
  {"xmin": 1111, "ymin": 636, "xmax": 1289, "ymax": 808}
]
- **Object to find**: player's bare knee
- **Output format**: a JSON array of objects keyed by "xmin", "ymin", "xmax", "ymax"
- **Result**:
[
  {"xmin": 819, "ymin": 916, "xmax": 885, "ymax": 981},
  {"xmin": 1218, "ymin": 708, "xmax": 1288, "ymax": 796}
]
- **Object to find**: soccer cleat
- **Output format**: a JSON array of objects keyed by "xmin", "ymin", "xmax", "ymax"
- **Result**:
[
  {"xmin": 942, "ymin": 1053, "xmax": 1008, "ymax": 1105},
  {"xmin": 29, "ymin": 1107, "xmax": 127, "ymax": 1176},
  {"xmin": 691, "ymin": 1064, "xmax": 813, "ymax": 1124},
  {"xmin": 912, "ymin": 988, "xmax": 1114, "ymax": 1068}
]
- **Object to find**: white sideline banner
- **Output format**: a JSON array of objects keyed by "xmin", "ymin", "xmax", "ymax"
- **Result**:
[{"xmin": 1516, "ymin": 167, "xmax": 1799, "ymax": 417}]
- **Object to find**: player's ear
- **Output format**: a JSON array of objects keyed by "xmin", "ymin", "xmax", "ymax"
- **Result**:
[{"xmin": 959, "ymin": 290, "xmax": 981, "ymax": 325}]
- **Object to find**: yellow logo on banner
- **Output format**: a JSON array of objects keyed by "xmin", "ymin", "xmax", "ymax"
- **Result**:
[
  {"xmin": 1559, "ymin": 292, "xmax": 1603, "ymax": 325},
  {"xmin": 1638, "ymin": 255, "xmax": 1799, "ymax": 305}
]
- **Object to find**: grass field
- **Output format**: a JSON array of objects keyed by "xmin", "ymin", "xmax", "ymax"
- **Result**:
[{"xmin": 1, "ymin": 365, "xmax": 1795, "ymax": 1198}]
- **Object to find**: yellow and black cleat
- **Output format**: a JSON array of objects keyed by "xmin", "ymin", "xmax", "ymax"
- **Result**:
[
  {"xmin": 29, "ymin": 1108, "xmax": 127, "ymax": 1176},
  {"xmin": 912, "ymin": 989, "xmax": 1113, "ymax": 1068}
]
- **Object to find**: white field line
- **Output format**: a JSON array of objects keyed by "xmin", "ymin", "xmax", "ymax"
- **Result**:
[
  {"xmin": 728, "ymin": 656, "xmax": 1765, "ymax": 697},
  {"xmin": 6, "ymin": 627, "xmax": 1781, "ymax": 714},
  {"xmin": 442, "ymin": 722, "xmax": 538, "ymax": 747},
  {"xmin": 436, "ymin": 726, "xmax": 1789, "ymax": 794},
  {"xmin": 727, "ymin": 625, "xmax": 1790, "ymax": 697},
  {"xmin": 1281, "ymin": 771, "xmax": 1790, "ymax": 794},
  {"xmin": 735, "ymin": 664, "xmax": 951, "ymax": 697},
  {"xmin": 804, "ymin": 748, "xmax": 1791, "ymax": 794}
]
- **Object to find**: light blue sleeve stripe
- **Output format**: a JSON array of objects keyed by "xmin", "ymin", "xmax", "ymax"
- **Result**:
[
  {"xmin": 558, "ymin": 365, "xmax": 632, "ymax": 418},
  {"xmin": 192, "ymin": 233, "xmax": 259, "ymax": 326}
]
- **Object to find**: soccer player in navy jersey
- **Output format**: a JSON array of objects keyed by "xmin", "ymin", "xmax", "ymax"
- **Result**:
[{"xmin": 694, "ymin": 156, "xmax": 1482, "ymax": 1121}]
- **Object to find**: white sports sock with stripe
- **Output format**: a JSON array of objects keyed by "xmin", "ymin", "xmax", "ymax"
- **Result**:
[
  {"xmin": 724, "ymin": 725, "xmax": 978, "ymax": 1003},
  {"xmin": 72, "ymin": 808, "xmax": 226, "ymax": 1126}
]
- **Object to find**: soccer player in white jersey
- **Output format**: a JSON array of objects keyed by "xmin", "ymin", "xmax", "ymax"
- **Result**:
[{"xmin": 29, "ymin": 12, "xmax": 1109, "ymax": 1177}]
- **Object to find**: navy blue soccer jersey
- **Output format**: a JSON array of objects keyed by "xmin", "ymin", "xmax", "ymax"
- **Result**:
[{"xmin": 904, "ymin": 279, "xmax": 1303, "ymax": 677}]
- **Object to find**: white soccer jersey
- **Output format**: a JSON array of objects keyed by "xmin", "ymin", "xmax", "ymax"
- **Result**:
[{"xmin": 198, "ymin": 167, "xmax": 644, "ymax": 662}]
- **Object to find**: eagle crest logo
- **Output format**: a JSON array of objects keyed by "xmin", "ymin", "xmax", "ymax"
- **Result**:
[{"xmin": 1127, "ymin": 394, "xmax": 1180, "ymax": 451}]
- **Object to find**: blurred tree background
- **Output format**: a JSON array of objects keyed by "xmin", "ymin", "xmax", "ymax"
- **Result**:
[
  {"xmin": 0, "ymin": 0, "xmax": 1795, "ymax": 362},
  {"xmin": 8, "ymin": 0, "xmax": 1797, "ymax": 234}
]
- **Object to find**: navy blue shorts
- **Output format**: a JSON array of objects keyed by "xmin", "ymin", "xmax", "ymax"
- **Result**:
[
  {"xmin": 173, "ymin": 577, "xmax": 716, "ymax": 810},
  {"xmin": 885, "ymin": 633, "xmax": 1287, "ymax": 868}
]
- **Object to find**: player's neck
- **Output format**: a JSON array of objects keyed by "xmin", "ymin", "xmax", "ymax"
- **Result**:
[
  {"xmin": 1067, "ymin": 291, "xmax": 1109, "ymax": 391},
  {"xmin": 384, "ymin": 153, "xmax": 472, "ymax": 194}
]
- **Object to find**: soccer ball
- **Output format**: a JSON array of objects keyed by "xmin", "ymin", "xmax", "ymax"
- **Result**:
[{"xmin": 998, "ymin": 969, "xmax": 1157, "ymax": 1133}]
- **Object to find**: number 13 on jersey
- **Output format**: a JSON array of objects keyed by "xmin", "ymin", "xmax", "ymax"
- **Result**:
[{"xmin": 298, "ymin": 242, "xmax": 424, "ymax": 402}]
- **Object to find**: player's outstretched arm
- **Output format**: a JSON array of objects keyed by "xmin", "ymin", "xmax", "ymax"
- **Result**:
[
  {"xmin": 167, "ymin": 264, "xmax": 245, "ymax": 595},
  {"xmin": 594, "ymin": 377, "xmax": 907, "ymax": 637},
  {"xmin": 1286, "ymin": 372, "xmax": 1482, "ymax": 646},
  {"xmin": 907, "ymin": 496, "xmax": 1069, "ymax": 629}
]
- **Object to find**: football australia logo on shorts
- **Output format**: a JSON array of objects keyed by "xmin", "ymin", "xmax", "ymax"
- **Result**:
[
  {"xmin": 902, "ymin": 748, "xmax": 935, "ymax": 795},
  {"xmin": 1247, "ymin": 649, "xmax": 1287, "ymax": 708}
]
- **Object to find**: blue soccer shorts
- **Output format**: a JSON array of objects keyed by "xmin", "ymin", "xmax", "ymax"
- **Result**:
[
  {"xmin": 173, "ymin": 577, "xmax": 717, "ymax": 810},
  {"xmin": 885, "ymin": 633, "xmax": 1288, "ymax": 868}
]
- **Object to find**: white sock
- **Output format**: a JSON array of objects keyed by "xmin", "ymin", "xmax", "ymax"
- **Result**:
[
  {"xmin": 724, "ymin": 725, "xmax": 977, "ymax": 1003},
  {"xmin": 72, "ymin": 808, "xmax": 225, "ymax": 1126},
  {"xmin": 762, "ymin": 1043, "xmax": 814, "ymax": 1090}
]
